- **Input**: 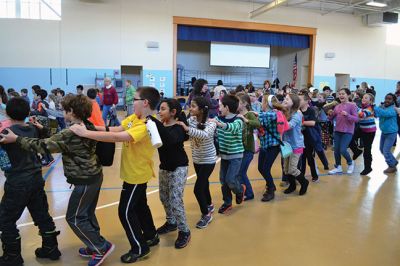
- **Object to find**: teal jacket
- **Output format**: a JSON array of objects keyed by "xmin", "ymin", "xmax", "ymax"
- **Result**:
[{"xmin": 374, "ymin": 105, "xmax": 398, "ymax": 134}]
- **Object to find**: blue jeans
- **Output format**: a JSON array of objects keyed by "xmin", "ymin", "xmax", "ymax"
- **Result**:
[
  {"xmin": 102, "ymin": 105, "xmax": 112, "ymax": 126},
  {"xmin": 380, "ymin": 132, "xmax": 398, "ymax": 167},
  {"xmin": 239, "ymin": 151, "xmax": 254, "ymax": 198},
  {"xmin": 258, "ymin": 146, "xmax": 280, "ymax": 191},
  {"xmin": 220, "ymin": 158, "xmax": 243, "ymax": 205},
  {"xmin": 333, "ymin": 132, "xmax": 353, "ymax": 167}
]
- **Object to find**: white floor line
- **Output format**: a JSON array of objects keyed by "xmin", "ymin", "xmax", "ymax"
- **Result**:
[{"xmin": 17, "ymin": 158, "xmax": 221, "ymax": 228}]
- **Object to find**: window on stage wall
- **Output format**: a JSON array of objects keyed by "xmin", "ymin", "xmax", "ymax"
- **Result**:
[
  {"xmin": 0, "ymin": 0, "xmax": 16, "ymax": 18},
  {"xmin": 386, "ymin": 23, "xmax": 400, "ymax": 46},
  {"xmin": 0, "ymin": 0, "xmax": 61, "ymax": 20}
]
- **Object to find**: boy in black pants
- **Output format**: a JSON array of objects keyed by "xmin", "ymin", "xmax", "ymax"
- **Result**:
[
  {"xmin": 0, "ymin": 97, "xmax": 61, "ymax": 266},
  {"xmin": 1, "ymin": 95, "xmax": 114, "ymax": 266},
  {"xmin": 299, "ymin": 92, "xmax": 319, "ymax": 182},
  {"xmin": 69, "ymin": 87, "xmax": 160, "ymax": 263}
]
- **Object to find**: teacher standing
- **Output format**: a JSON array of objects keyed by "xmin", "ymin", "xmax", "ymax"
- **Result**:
[{"xmin": 102, "ymin": 77, "xmax": 119, "ymax": 126}]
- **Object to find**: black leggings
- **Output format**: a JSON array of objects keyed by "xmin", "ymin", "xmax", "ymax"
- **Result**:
[
  {"xmin": 193, "ymin": 163, "xmax": 215, "ymax": 215},
  {"xmin": 301, "ymin": 143, "xmax": 318, "ymax": 179}
]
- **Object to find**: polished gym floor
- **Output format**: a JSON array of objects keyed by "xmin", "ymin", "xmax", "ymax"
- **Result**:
[{"xmin": 1, "ymin": 129, "xmax": 400, "ymax": 266}]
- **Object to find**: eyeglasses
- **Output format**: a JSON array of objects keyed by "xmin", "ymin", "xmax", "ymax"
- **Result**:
[{"xmin": 133, "ymin": 98, "xmax": 145, "ymax": 101}]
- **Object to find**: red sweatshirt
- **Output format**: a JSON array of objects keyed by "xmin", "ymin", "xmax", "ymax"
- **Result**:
[{"xmin": 102, "ymin": 86, "xmax": 118, "ymax": 106}]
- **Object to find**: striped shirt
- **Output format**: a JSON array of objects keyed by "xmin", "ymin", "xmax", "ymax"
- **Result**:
[
  {"xmin": 187, "ymin": 117, "xmax": 217, "ymax": 165},
  {"xmin": 326, "ymin": 95, "xmax": 335, "ymax": 103},
  {"xmin": 216, "ymin": 114, "xmax": 244, "ymax": 160},
  {"xmin": 358, "ymin": 105, "xmax": 376, "ymax": 133},
  {"xmin": 258, "ymin": 111, "xmax": 280, "ymax": 149}
]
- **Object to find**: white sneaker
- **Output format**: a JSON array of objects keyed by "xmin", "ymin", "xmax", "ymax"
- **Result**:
[
  {"xmin": 328, "ymin": 165, "xmax": 343, "ymax": 175},
  {"xmin": 347, "ymin": 163, "xmax": 354, "ymax": 174}
]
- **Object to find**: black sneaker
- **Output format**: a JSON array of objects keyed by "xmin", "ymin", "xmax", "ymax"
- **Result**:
[
  {"xmin": 312, "ymin": 176, "xmax": 319, "ymax": 183},
  {"xmin": 175, "ymin": 231, "xmax": 191, "ymax": 249},
  {"xmin": 196, "ymin": 214, "xmax": 213, "ymax": 229},
  {"xmin": 261, "ymin": 191, "xmax": 275, "ymax": 202},
  {"xmin": 360, "ymin": 168, "xmax": 372, "ymax": 175},
  {"xmin": 146, "ymin": 234, "xmax": 160, "ymax": 247},
  {"xmin": 236, "ymin": 184, "xmax": 246, "ymax": 204},
  {"xmin": 156, "ymin": 222, "xmax": 177, "ymax": 235},
  {"xmin": 218, "ymin": 203, "xmax": 232, "ymax": 214},
  {"xmin": 120, "ymin": 249, "xmax": 150, "ymax": 264}
]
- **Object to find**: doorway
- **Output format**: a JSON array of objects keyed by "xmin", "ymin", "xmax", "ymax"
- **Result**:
[
  {"xmin": 300, "ymin": 65, "xmax": 309, "ymax": 89},
  {"xmin": 335, "ymin": 73, "xmax": 350, "ymax": 91},
  {"xmin": 121, "ymin": 65, "xmax": 142, "ymax": 88}
]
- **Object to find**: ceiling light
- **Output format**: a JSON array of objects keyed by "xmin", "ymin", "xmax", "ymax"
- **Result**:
[{"xmin": 366, "ymin": 1, "xmax": 388, "ymax": 7}]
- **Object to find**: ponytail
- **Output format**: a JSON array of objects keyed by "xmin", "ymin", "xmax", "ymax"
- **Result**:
[
  {"xmin": 178, "ymin": 110, "xmax": 188, "ymax": 126},
  {"xmin": 192, "ymin": 96, "xmax": 210, "ymax": 130}
]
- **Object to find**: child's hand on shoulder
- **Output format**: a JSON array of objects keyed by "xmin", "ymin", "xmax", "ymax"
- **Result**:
[
  {"xmin": 209, "ymin": 118, "xmax": 223, "ymax": 128},
  {"xmin": 176, "ymin": 121, "xmax": 189, "ymax": 132},
  {"xmin": 70, "ymin": 123, "xmax": 88, "ymax": 137},
  {"xmin": 0, "ymin": 128, "xmax": 18, "ymax": 144},
  {"xmin": 30, "ymin": 116, "xmax": 44, "ymax": 129}
]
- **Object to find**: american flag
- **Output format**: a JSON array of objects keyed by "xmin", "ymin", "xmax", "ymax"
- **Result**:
[{"xmin": 292, "ymin": 53, "xmax": 297, "ymax": 87}]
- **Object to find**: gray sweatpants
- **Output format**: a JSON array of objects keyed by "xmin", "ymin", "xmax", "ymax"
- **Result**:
[
  {"xmin": 159, "ymin": 166, "xmax": 189, "ymax": 233},
  {"xmin": 66, "ymin": 175, "xmax": 107, "ymax": 254}
]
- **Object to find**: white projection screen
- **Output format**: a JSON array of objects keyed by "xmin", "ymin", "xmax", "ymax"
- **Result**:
[{"xmin": 210, "ymin": 42, "xmax": 270, "ymax": 68}]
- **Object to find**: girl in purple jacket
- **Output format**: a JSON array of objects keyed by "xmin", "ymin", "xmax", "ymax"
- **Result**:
[{"xmin": 328, "ymin": 88, "xmax": 359, "ymax": 175}]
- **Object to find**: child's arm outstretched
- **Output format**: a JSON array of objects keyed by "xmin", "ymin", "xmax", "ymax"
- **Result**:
[
  {"xmin": 210, "ymin": 118, "xmax": 243, "ymax": 134},
  {"xmin": 148, "ymin": 117, "xmax": 187, "ymax": 145},
  {"xmin": 237, "ymin": 113, "xmax": 260, "ymax": 130},
  {"xmin": 178, "ymin": 120, "xmax": 216, "ymax": 140},
  {"xmin": 288, "ymin": 112, "xmax": 302, "ymax": 130},
  {"xmin": 375, "ymin": 105, "xmax": 398, "ymax": 118},
  {"xmin": 70, "ymin": 123, "xmax": 133, "ymax": 143},
  {"xmin": 0, "ymin": 128, "xmax": 70, "ymax": 154}
]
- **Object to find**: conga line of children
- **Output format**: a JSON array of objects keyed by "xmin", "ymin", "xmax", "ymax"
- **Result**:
[{"xmin": 0, "ymin": 82, "xmax": 400, "ymax": 266}]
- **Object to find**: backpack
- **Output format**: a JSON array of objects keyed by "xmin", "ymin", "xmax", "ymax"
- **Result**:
[
  {"xmin": 275, "ymin": 110, "xmax": 290, "ymax": 135},
  {"xmin": 95, "ymin": 124, "xmax": 115, "ymax": 167}
]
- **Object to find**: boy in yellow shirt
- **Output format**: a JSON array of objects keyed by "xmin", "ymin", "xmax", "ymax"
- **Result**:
[{"xmin": 70, "ymin": 86, "xmax": 160, "ymax": 263}]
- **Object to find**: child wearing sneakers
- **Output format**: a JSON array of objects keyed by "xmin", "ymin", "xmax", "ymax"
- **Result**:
[
  {"xmin": 0, "ymin": 97, "xmax": 61, "ymax": 266},
  {"xmin": 210, "ymin": 95, "xmax": 246, "ymax": 214},
  {"xmin": 374, "ymin": 93, "xmax": 399, "ymax": 174},
  {"xmin": 1, "ymin": 95, "xmax": 114, "ymax": 266},
  {"xmin": 327, "ymin": 88, "xmax": 359, "ymax": 175},
  {"xmin": 281, "ymin": 94, "xmax": 309, "ymax": 196},
  {"xmin": 70, "ymin": 87, "xmax": 160, "ymax": 264},
  {"xmin": 148, "ymin": 98, "xmax": 191, "ymax": 249},
  {"xmin": 177, "ymin": 97, "xmax": 217, "ymax": 229}
]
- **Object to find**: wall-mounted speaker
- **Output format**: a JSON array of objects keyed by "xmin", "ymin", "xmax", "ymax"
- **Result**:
[
  {"xmin": 325, "ymin": 52, "xmax": 335, "ymax": 59},
  {"xmin": 146, "ymin": 41, "xmax": 159, "ymax": 49}
]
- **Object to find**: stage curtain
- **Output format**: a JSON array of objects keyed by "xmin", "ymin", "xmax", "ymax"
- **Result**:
[{"xmin": 177, "ymin": 25, "xmax": 309, "ymax": 49}]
